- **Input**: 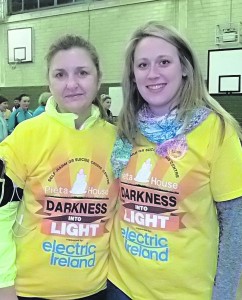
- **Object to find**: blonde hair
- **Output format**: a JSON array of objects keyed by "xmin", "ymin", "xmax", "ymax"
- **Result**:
[
  {"xmin": 118, "ymin": 21, "xmax": 242, "ymax": 142},
  {"xmin": 38, "ymin": 92, "xmax": 52, "ymax": 106}
]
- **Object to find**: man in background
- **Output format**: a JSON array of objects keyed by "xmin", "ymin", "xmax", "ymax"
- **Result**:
[{"xmin": 12, "ymin": 97, "xmax": 20, "ymax": 111}]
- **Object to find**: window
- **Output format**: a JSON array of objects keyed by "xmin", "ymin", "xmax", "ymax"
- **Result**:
[
  {"xmin": 57, "ymin": 0, "xmax": 73, "ymax": 4},
  {"xmin": 8, "ymin": 0, "xmax": 104, "ymax": 15},
  {"xmin": 40, "ymin": 0, "xmax": 55, "ymax": 8},
  {"xmin": 11, "ymin": 0, "xmax": 23, "ymax": 13},
  {"xmin": 24, "ymin": 0, "xmax": 38, "ymax": 10}
]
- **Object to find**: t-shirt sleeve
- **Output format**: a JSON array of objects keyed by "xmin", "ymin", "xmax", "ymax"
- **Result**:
[
  {"xmin": 0, "ymin": 124, "xmax": 27, "ymax": 189},
  {"xmin": 0, "ymin": 202, "xmax": 19, "ymax": 288},
  {"xmin": 210, "ymin": 121, "xmax": 242, "ymax": 202}
]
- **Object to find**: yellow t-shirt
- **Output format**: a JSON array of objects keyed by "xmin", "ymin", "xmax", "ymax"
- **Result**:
[
  {"xmin": 108, "ymin": 113, "xmax": 242, "ymax": 300},
  {"xmin": 0, "ymin": 109, "xmax": 118, "ymax": 299}
]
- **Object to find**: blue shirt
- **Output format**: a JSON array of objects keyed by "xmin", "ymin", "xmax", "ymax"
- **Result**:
[
  {"xmin": 0, "ymin": 112, "xmax": 8, "ymax": 142},
  {"xmin": 8, "ymin": 108, "xmax": 33, "ymax": 133},
  {"xmin": 33, "ymin": 105, "xmax": 45, "ymax": 117}
]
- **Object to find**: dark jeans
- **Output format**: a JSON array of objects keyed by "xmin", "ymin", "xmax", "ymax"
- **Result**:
[
  {"xmin": 18, "ymin": 289, "xmax": 107, "ymax": 300},
  {"xmin": 106, "ymin": 281, "xmax": 131, "ymax": 300}
]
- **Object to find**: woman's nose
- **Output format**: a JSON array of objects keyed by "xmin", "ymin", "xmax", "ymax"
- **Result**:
[
  {"xmin": 66, "ymin": 75, "xmax": 79, "ymax": 89},
  {"xmin": 147, "ymin": 64, "xmax": 160, "ymax": 79}
]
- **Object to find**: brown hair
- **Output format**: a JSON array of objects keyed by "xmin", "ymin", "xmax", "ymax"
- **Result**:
[
  {"xmin": 0, "ymin": 95, "xmax": 8, "ymax": 104},
  {"xmin": 46, "ymin": 34, "xmax": 106, "ymax": 118}
]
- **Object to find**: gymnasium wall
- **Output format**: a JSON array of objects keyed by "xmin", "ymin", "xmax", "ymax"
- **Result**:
[
  {"xmin": 0, "ymin": 0, "xmax": 242, "ymax": 121},
  {"xmin": 0, "ymin": 1, "xmax": 241, "ymax": 295}
]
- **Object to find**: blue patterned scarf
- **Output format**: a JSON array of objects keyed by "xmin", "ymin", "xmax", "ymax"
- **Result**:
[{"xmin": 111, "ymin": 105, "xmax": 211, "ymax": 178}]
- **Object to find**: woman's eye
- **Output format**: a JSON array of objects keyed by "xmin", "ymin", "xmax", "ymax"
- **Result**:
[
  {"xmin": 79, "ymin": 70, "xmax": 88, "ymax": 76},
  {"xmin": 138, "ymin": 62, "xmax": 147, "ymax": 69},
  {"xmin": 160, "ymin": 60, "xmax": 170, "ymax": 65},
  {"xmin": 55, "ymin": 72, "xmax": 64, "ymax": 78}
]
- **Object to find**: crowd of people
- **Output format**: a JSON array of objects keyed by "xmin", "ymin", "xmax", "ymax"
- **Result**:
[
  {"xmin": 0, "ymin": 92, "xmax": 50, "ymax": 139},
  {"xmin": 0, "ymin": 21, "xmax": 241, "ymax": 300},
  {"xmin": 0, "ymin": 91, "xmax": 114, "ymax": 140}
]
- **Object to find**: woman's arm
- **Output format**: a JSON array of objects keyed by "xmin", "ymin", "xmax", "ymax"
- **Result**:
[
  {"xmin": 0, "ymin": 286, "xmax": 18, "ymax": 300},
  {"xmin": 212, "ymin": 197, "xmax": 242, "ymax": 300},
  {"xmin": 7, "ymin": 111, "xmax": 17, "ymax": 134}
]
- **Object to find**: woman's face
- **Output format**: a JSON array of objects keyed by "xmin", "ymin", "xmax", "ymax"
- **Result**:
[
  {"xmin": 133, "ymin": 36, "xmax": 185, "ymax": 116},
  {"xmin": 19, "ymin": 96, "xmax": 30, "ymax": 110},
  {"xmin": 48, "ymin": 47, "xmax": 100, "ymax": 116},
  {"xmin": 103, "ymin": 98, "xmax": 111, "ymax": 110},
  {"xmin": 0, "ymin": 101, "xmax": 8, "ymax": 112}
]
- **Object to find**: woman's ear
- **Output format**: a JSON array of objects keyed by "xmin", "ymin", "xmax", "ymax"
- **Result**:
[{"xmin": 182, "ymin": 65, "xmax": 187, "ymax": 77}]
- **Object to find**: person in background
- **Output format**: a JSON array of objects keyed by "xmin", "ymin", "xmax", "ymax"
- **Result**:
[
  {"xmin": 0, "ymin": 96, "xmax": 9, "ymax": 142},
  {"xmin": 0, "ymin": 34, "xmax": 117, "ymax": 300},
  {"xmin": 33, "ymin": 92, "xmax": 52, "ymax": 117},
  {"xmin": 108, "ymin": 21, "xmax": 242, "ymax": 300},
  {"xmin": 8, "ymin": 94, "xmax": 33, "ymax": 133},
  {"xmin": 3, "ymin": 102, "xmax": 11, "ymax": 121},
  {"xmin": 12, "ymin": 97, "xmax": 20, "ymax": 112},
  {"xmin": 100, "ymin": 94, "xmax": 113, "ymax": 123}
]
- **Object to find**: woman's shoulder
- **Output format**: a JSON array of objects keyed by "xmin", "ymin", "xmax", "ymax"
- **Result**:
[
  {"xmin": 206, "ymin": 112, "xmax": 238, "ymax": 135},
  {"xmin": 96, "ymin": 118, "xmax": 117, "ymax": 134},
  {"xmin": 14, "ymin": 112, "xmax": 49, "ymax": 130}
]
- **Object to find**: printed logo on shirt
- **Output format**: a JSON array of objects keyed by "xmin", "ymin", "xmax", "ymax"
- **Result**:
[
  {"xmin": 122, "ymin": 227, "xmax": 169, "ymax": 262},
  {"xmin": 47, "ymin": 158, "xmax": 110, "ymax": 184},
  {"xmin": 120, "ymin": 181, "xmax": 184, "ymax": 231},
  {"xmin": 37, "ymin": 158, "xmax": 112, "ymax": 238},
  {"xmin": 130, "ymin": 148, "xmax": 180, "ymax": 179},
  {"xmin": 120, "ymin": 152, "xmax": 184, "ymax": 231},
  {"xmin": 134, "ymin": 158, "xmax": 153, "ymax": 183},
  {"xmin": 42, "ymin": 240, "xmax": 96, "ymax": 268},
  {"xmin": 39, "ymin": 196, "xmax": 108, "ymax": 237}
]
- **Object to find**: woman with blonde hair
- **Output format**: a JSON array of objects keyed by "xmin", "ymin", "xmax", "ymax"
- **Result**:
[
  {"xmin": 108, "ymin": 21, "xmax": 242, "ymax": 300},
  {"xmin": 33, "ymin": 91, "xmax": 52, "ymax": 117}
]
